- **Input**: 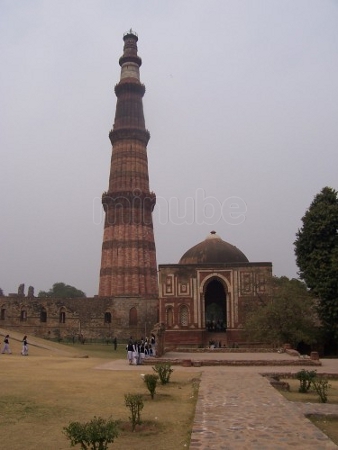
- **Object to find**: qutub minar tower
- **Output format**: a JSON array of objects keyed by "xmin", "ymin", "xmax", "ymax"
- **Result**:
[{"xmin": 99, "ymin": 30, "xmax": 158, "ymax": 297}]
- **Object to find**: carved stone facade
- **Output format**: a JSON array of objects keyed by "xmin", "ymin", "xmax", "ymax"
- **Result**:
[
  {"xmin": 99, "ymin": 30, "xmax": 158, "ymax": 297},
  {"xmin": 159, "ymin": 232, "xmax": 272, "ymax": 347}
]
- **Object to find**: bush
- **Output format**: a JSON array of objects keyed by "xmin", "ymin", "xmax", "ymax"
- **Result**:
[
  {"xmin": 63, "ymin": 416, "xmax": 119, "ymax": 449},
  {"xmin": 152, "ymin": 363, "xmax": 173, "ymax": 385},
  {"xmin": 295, "ymin": 369, "xmax": 317, "ymax": 393},
  {"xmin": 144, "ymin": 374, "xmax": 158, "ymax": 399},
  {"xmin": 312, "ymin": 378, "xmax": 331, "ymax": 403},
  {"xmin": 124, "ymin": 393, "xmax": 144, "ymax": 431}
]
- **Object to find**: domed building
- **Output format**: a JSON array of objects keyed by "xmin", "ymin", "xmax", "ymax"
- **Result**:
[
  {"xmin": 179, "ymin": 231, "xmax": 249, "ymax": 265},
  {"xmin": 159, "ymin": 231, "xmax": 272, "ymax": 348}
]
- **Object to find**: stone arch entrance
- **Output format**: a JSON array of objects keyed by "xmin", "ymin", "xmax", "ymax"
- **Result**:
[{"xmin": 204, "ymin": 278, "xmax": 227, "ymax": 332}]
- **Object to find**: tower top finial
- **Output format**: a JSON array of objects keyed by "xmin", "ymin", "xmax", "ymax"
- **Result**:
[{"xmin": 123, "ymin": 29, "xmax": 138, "ymax": 39}]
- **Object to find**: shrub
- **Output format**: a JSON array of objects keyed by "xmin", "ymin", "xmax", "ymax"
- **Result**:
[
  {"xmin": 152, "ymin": 363, "xmax": 174, "ymax": 385},
  {"xmin": 124, "ymin": 393, "xmax": 144, "ymax": 431},
  {"xmin": 63, "ymin": 416, "xmax": 119, "ymax": 449},
  {"xmin": 312, "ymin": 378, "xmax": 331, "ymax": 403},
  {"xmin": 295, "ymin": 369, "xmax": 317, "ymax": 393},
  {"xmin": 144, "ymin": 374, "xmax": 158, "ymax": 399}
]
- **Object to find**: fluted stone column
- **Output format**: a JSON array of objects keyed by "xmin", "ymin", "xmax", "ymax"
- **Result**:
[{"xmin": 99, "ymin": 31, "xmax": 158, "ymax": 297}]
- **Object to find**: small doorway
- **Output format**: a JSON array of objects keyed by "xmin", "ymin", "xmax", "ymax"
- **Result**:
[{"xmin": 204, "ymin": 279, "xmax": 226, "ymax": 332}]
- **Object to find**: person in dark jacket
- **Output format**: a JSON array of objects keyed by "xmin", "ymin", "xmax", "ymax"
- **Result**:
[
  {"xmin": 21, "ymin": 335, "xmax": 28, "ymax": 356},
  {"xmin": 126, "ymin": 339, "xmax": 135, "ymax": 365},
  {"xmin": 1, "ymin": 335, "xmax": 12, "ymax": 354}
]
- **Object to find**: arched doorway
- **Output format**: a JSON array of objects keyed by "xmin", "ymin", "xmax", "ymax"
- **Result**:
[{"xmin": 204, "ymin": 278, "xmax": 226, "ymax": 332}]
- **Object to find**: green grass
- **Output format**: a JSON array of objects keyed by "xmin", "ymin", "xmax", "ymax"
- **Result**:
[
  {"xmin": 0, "ymin": 336, "xmax": 199, "ymax": 450},
  {"xmin": 278, "ymin": 378, "xmax": 338, "ymax": 404},
  {"xmin": 61, "ymin": 342, "xmax": 127, "ymax": 359},
  {"xmin": 308, "ymin": 415, "xmax": 338, "ymax": 446},
  {"xmin": 277, "ymin": 378, "xmax": 338, "ymax": 446}
]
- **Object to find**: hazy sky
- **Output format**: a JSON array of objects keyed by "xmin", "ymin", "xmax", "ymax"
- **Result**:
[{"xmin": 1, "ymin": 0, "xmax": 338, "ymax": 297}]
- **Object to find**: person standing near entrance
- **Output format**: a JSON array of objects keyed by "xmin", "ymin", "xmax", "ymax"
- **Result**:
[
  {"xmin": 1, "ymin": 335, "xmax": 12, "ymax": 354},
  {"xmin": 113, "ymin": 336, "xmax": 117, "ymax": 351},
  {"xmin": 151, "ymin": 333, "xmax": 156, "ymax": 357}
]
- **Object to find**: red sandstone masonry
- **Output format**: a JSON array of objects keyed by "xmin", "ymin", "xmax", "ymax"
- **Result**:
[{"xmin": 99, "ymin": 32, "xmax": 158, "ymax": 297}]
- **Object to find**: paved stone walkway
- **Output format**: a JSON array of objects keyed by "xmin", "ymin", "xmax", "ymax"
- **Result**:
[{"xmin": 190, "ymin": 370, "xmax": 338, "ymax": 449}]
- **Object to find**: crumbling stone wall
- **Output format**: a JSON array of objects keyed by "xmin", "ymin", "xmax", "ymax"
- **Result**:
[{"xmin": 0, "ymin": 295, "xmax": 158, "ymax": 341}]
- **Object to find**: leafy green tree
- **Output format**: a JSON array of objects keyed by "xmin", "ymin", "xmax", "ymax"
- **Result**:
[
  {"xmin": 124, "ymin": 393, "xmax": 144, "ymax": 431},
  {"xmin": 63, "ymin": 416, "xmax": 119, "ymax": 449},
  {"xmin": 294, "ymin": 187, "xmax": 338, "ymax": 343},
  {"xmin": 152, "ymin": 363, "xmax": 174, "ymax": 385},
  {"xmin": 143, "ymin": 374, "xmax": 158, "ymax": 399},
  {"xmin": 244, "ymin": 276, "xmax": 318, "ymax": 348},
  {"xmin": 295, "ymin": 369, "xmax": 317, "ymax": 393},
  {"xmin": 312, "ymin": 377, "xmax": 331, "ymax": 403},
  {"xmin": 39, "ymin": 282, "xmax": 86, "ymax": 298}
]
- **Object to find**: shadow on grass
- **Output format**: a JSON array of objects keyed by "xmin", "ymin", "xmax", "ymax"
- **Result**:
[{"xmin": 119, "ymin": 419, "xmax": 163, "ymax": 435}]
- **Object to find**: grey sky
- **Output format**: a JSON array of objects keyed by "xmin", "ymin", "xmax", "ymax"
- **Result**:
[{"xmin": 1, "ymin": 0, "xmax": 337, "ymax": 296}]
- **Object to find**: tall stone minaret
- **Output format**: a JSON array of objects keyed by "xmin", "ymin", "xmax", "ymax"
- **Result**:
[{"xmin": 99, "ymin": 30, "xmax": 158, "ymax": 297}]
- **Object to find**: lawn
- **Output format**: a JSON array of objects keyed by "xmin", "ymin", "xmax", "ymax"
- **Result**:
[
  {"xmin": 61, "ymin": 341, "xmax": 130, "ymax": 359},
  {"xmin": 0, "ymin": 335, "xmax": 199, "ymax": 450},
  {"xmin": 308, "ymin": 415, "xmax": 338, "ymax": 447},
  {"xmin": 277, "ymin": 377, "xmax": 338, "ymax": 446},
  {"xmin": 279, "ymin": 378, "xmax": 338, "ymax": 404}
]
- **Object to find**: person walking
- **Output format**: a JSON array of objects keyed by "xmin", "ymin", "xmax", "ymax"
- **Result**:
[
  {"xmin": 132, "ymin": 340, "xmax": 138, "ymax": 365},
  {"xmin": 21, "ymin": 335, "xmax": 28, "ymax": 356},
  {"xmin": 139, "ymin": 339, "xmax": 145, "ymax": 365},
  {"xmin": 1, "ymin": 335, "xmax": 12, "ymax": 354},
  {"xmin": 126, "ymin": 339, "xmax": 135, "ymax": 365},
  {"xmin": 113, "ymin": 336, "xmax": 117, "ymax": 351}
]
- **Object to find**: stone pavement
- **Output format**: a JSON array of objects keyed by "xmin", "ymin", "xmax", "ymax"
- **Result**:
[
  {"xmin": 190, "ymin": 370, "xmax": 338, "ymax": 449},
  {"xmin": 96, "ymin": 352, "xmax": 338, "ymax": 449}
]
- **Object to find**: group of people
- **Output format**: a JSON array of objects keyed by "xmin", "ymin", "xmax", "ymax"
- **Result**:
[
  {"xmin": 206, "ymin": 319, "xmax": 226, "ymax": 332},
  {"xmin": 1, "ymin": 334, "xmax": 29, "ymax": 356},
  {"xmin": 126, "ymin": 334, "xmax": 156, "ymax": 365}
]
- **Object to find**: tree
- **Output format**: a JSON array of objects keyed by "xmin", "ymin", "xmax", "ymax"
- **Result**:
[
  {"xmin": 38, "ymin": 282, "xmax": 86, "ymax": 298},
  {"xmin": 124, "ymin": 393, "xmax": 144, "ymax": 431},
  {"xmin": 63, "ymin": 416, "xmax": 119, "ymax": 449},
  {"xmin": 143, "ymin": 374, "xmax": 158, "ymax": 399},
  {"xmin": 244, "ymin": 276, "xmax": 318, "ymax": 348},
  {"xmin": 294, "ymin": 187, "xmax": 338, "ymax": 342}
]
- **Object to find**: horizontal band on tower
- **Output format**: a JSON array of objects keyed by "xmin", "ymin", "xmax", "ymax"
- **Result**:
[
  {"xmin": 101, "ymin": 239, "xmax": 156, "ymax": 251},
  {"xmin": 109, "ymin": 128, "xmax": 150, "ymax": 145},
  {"xmin": 102, "ymin": 190, "xmax": 156, "ymax": 205},
  {"xmin": 100, "ymin": 267, "xmax": 158, "ymax": 276},
  {"xmin": 110, "ymin": 148, "xmax": 149, "ymax": 163},
  {"xmin": 118, "ymin": 55, "xmax": 142, "ymax": 67},
  {"xmin": 114, "ymin": 81, "xmax": 145, "ymax": 97}
]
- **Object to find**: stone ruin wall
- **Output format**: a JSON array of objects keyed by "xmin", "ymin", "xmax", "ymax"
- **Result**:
[{"xmin": 0, "ymin": 295, "xmax": 159, "ymax": 342}]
